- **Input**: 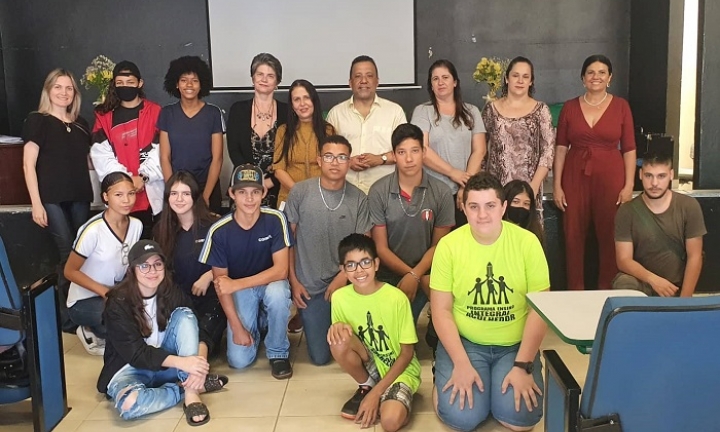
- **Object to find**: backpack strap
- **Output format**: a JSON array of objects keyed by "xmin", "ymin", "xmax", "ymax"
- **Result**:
[{"xmin": 629, "ymin": 198, "xmax": 686, "ymax": 261}]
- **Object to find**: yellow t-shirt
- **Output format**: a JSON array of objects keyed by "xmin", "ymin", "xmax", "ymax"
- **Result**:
[
  {"xmin": 331, "ymin": 283, "xmax": 422, "ymax": 393},
  {"xmin": 430, "ymin": 221, "xmax": 549, "ymax": 346}
]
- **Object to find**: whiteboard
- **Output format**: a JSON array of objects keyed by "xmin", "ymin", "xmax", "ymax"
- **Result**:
[{"xmin": 207, "ymin": 0, "xmax": 416, "ymax": 89}]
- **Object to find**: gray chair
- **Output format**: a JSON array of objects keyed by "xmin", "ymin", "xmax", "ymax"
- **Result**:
[
  {"xmin": 0, "ymin": 235, "xmax": 68, "ymax": 431},
  {"xmin": 543, "ymin": 295, "xmax": 720, "ymax": 432}
]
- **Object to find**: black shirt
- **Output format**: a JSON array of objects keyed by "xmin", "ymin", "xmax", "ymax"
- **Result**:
[
  {"xmin": 113, "ymin": 101, "xmax": 143, "ymax": 127},
  {"xmin": 173, "ymin": 223, "xmax": 216, "ymax": 299},
  {"xmin": 21, "ymin": 112, "xmax": 93, "ymax": 204}
]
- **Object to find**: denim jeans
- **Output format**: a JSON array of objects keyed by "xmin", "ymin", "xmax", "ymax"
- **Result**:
[
  {"xmin": 434, "ymin": 338, "xmax": 543, "ymax": 431},
  {"xmin": 106, "ymin": 307, "xmax": 198, "ymax": 420},
  {"xmin": 44, "ymin": 201, "xmax": 90, "ymax": 332},
  {"xmin": 227, "ymin": 280, "xmax": 291, "ymax": 369},
  {"xmin": 298, "ymin": 292, "xmax": 331, "ymax": 365},
  {"xmin": 67, "ymin": 296, "xmax": 106, "ymax": 339}
]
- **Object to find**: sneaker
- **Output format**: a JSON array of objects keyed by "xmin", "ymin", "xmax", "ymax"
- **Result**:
[
  {"xmin": 76, "ymin": 326, "xmax": 105, "ymax": 356},
  {"xmin": 269, "ymin": 358, "xmax": 293, "ymax": 380},
  {"xmin": 287, "ymin": 313, "xmax": 303, "ymax": 333},
  {"xmin": 340, "ymin": 386, "xmax": 372, "ymax": 419}
]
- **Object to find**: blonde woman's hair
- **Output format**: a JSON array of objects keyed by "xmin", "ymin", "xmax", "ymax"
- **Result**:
[{"xmin": 37, "ymin": 69, "xmax": 82, "ymax": 121}]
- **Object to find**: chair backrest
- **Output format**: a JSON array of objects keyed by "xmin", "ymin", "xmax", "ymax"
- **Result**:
[
  {"xmin": 580, "ymin": 295, "xmax": 720, "ymax": 432},
  {"xmin": 0, "ymin": 235, "xmax": 23, "ymax": 346}
]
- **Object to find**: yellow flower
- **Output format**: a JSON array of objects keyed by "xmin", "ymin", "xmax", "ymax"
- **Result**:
[{"xmin": 102, "ymin": 70, "xmax": 113, "ymax": 80}]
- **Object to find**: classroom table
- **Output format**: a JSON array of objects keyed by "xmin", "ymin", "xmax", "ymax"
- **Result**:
[{"xmin": 526, "ymin": 289, "xmax": 647, "ymax": 353}]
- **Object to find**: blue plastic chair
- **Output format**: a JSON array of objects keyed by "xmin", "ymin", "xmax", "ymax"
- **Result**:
[
  {"xmin": 0, "ymin": 235, "xmax": 68, "ymax": 431},
  {"xmin": 544, "ymin": 295, "xmax": 720, "ymax": 432}
]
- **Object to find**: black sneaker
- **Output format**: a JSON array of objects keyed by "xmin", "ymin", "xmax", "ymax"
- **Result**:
[
  {"xmin": 340, "ymin": 386, "xmax": 372, "ymax": 419},
  {"xmin": 269, "ymin": 358, "xmax": 293, "ymax": 380}
]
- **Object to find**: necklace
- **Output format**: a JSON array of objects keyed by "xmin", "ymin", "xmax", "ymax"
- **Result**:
[
  {"xmin": 398, "ymin": 188, "xmax": 426, "ymax": 217},
  {"xmin": 318, "ymin": 178, "xmax": 346, "ymax": 211},
  {"xmin": 253, "ymin": 98, "xmax": 274, "ymax": 123},
  {"xmin": 56, "ymin": 116, "xmax": 72, "ymax": 133},
  {"xmin": 583, "ymin": 92, "xmax": 608, "ymax": 108}
]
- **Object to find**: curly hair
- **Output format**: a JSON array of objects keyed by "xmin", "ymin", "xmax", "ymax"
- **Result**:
[
  {"xmin": 163, "ymin": 56, "xmax": 212, "ymax": 99},
  {"xmin": 462, "ymin": 172, "xmax": 504, "ymax": 204}
]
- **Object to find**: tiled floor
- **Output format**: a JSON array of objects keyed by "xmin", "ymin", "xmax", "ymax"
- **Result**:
[{"xmin": 1, "ymin": 313, "xmax": 590, "ymax": 432}]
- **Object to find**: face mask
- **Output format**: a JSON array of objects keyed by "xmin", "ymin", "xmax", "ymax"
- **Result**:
[
  {"xmin": 506, "ymin": 206, "xmax": 531, "ymax": 227},
  {"xmin": 115, "ymin": 86, "xmax": 140, "ymax": 102}
]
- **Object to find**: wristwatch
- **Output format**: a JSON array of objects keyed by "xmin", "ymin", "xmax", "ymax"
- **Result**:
[
  {"xmin": 140, "ymin": 174, "xmax": 149, "ymax": 183},
  {"xmin": 513, "ymin": 361, "xmax": 534, "ymax": 374},
  {"xmin": 381, "ymin": 154, "xmax": 388, "ymax": 165}
]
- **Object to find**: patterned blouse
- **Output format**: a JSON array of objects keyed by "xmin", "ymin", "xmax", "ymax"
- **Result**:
[
  {"xmin": 250, "ymin": 125, "xmax": 278, "ymax": 207},
  {"xmin": 481, "ymin": 101, "xmax": 555, "ymax": 217}
]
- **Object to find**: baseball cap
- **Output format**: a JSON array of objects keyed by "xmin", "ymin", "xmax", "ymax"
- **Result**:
[
  {"xmin": 113, "ymin": 60, "xmax": 142, "ymax": 80},
  {"xmin": 128, "ymin": 240, "xmax": 166, "ymax": 267},
  {"xmin": 231, "ymin": 164, "xmax": 264, "ymax": 190}
]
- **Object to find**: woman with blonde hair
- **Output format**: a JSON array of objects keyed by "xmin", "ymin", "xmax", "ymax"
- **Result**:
[{"xmin": 22, "ymin": 68, "xmax": 94, "ymax": 332}]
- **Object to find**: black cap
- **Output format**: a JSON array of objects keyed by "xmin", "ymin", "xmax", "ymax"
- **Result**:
[
  {"xmin": 113, "ymin": 60, "xmax": 142, "ymax": 80},
  {"xmin": 128, "ymin": 240, "xmax": 166, "ymax": 267},
  {"xmin": 231, "ymin": 164, "xmax": 264, "ymax": 190}
]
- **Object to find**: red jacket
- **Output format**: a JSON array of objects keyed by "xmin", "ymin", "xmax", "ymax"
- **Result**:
[{"xmin": 92, "ymin": 100, "xmax": 161, "ymax": 212}]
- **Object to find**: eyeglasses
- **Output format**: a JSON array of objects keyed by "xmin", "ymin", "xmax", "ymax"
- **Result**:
[
  {"xmin": 136, "ymin": 262, "xmax": 165, "ymax": 274},
  {"xmin": 343, "ymin": 258, "xmax": 374, "ymax": 272},
  {"xmin": 321, "ymin": 154, "xmax": 350, "ymax": 164},
  {"xmin": 121, "ymin": 243, "xmax": 130, "ymax": 266}
]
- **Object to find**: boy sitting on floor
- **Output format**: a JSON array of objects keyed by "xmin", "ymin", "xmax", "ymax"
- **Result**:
[{"xmin": 328, "ymin": 233, "xmax": 421, "ymax": 432}]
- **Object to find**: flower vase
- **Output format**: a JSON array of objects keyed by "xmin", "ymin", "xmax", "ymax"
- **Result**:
[{"xmin": 93, "ymin": 93, "xmax": 105, "ymax": 107}]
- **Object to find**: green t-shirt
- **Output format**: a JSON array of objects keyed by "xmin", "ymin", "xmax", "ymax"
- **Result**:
[
  {"xmin": 331, "ymin": 283, "xmax": 422, "ymax": 393},
  {"xmin": 430, "ymin": 221, "xmax": 549, "ymax": 346}
]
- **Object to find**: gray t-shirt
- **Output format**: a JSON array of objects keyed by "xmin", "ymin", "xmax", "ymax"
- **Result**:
[
  {"xmin": 411, "ymin": 103, "xmax": 486, "ymax": 193},
  {"xmin": 615, "ymin": 192, "xmax": 706, "ymax": 286},
  {"xmin": 285, "ymin": 177, "xmax": 372, "ymax": 295},
  {"xmin": 368, "ymin": 170, "xmax": 455, "ymax": 284}
]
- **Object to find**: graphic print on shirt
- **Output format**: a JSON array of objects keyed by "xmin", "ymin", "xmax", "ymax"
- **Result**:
[
  {"xmin": 357, "ymin": 311, "xmax": 395, "ymax": 367},
  {"xmin": 465, "ymin": 262, "xmax": 516, "ymax": 322}
]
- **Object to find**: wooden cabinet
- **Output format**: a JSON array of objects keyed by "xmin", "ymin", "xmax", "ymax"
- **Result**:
[{"xmin": 0, "ymin": 142, "xmax": 30, "ymax": 205}]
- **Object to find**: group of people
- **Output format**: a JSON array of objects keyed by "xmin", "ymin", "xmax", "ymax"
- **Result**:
[{"xmin": 15, "ymin": 49, "xmax": 706, "ymax": 431}]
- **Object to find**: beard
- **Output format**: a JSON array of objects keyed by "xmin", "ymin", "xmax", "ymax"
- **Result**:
[{"xmin": 643, "ymin": 185, "xmax": 670, "ymax": 199}]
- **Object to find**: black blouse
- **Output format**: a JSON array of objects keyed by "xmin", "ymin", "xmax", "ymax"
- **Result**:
[{"xmin": 21, "ymin": 112, "xmax": 93, "ymax": 204}]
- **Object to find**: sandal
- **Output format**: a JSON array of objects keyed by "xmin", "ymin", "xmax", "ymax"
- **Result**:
[
  {"xmin": 183, "ymin": 401, "xmax": 210, "ymax": 426},
  {"xmin": 203, "ymin": 373, "xmax": 229, "ymax": 393}
]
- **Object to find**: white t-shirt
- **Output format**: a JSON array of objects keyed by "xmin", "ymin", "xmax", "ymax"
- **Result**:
[
  {"xmin": 67, "ymin": 212, "xmax": 143, "ymax": 307},
  {"xmin": 143, "ymin": 295, "xmax": 166, "ymax": 348}
]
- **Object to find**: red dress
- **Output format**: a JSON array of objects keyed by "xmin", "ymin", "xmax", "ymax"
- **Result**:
[{"xmin": 556, "ymin": 97, "xmax": 635, "ymax": 290}]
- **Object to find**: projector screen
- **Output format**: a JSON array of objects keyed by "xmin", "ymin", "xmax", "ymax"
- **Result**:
[{"xmin": 207, "ymin": 0, "xmax": 416, "ymax": 89}]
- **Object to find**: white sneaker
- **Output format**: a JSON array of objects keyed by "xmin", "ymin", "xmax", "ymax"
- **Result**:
[{"xmin": 76, "ymin": 326, "xmax": 105, "ymax": 356}]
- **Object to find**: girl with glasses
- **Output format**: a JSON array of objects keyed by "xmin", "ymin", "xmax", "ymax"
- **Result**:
[
  {"xmin": 98, "ymin": 240, "xmax": 228, "ymax": 426},
  {"xmin": 64, "ymin": 172, "xmax": 143, "ymax": 356}
]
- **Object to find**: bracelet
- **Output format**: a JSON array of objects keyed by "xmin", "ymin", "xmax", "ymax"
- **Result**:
[{"xmin": 407, "ymin": 271, "xmax": 421, "ymax": 282}]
